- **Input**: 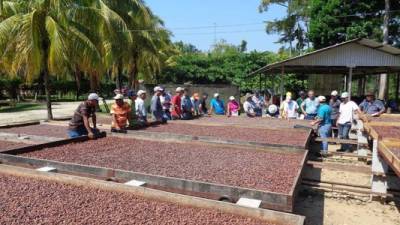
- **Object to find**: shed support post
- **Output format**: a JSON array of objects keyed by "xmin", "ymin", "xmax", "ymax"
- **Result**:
[
  {"xmin": 371, "ymin": 139, "xmax": 388, "ymax": 198},
  {"xmin": 348, "ymin": 67, "xmax": 353, "ymax": 99},
  {"xmin": 259, "ymin": 73, "xmax": 262, "ymax": 92},
  {"xmin": 280, "ymin": 66, "xmax": 284, "ymax": 104}
]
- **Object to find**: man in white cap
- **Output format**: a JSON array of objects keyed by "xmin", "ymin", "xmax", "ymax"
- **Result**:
[
  {"xmin": 68, "ymin": 93, "xmax": 100, "ymax": 138},
  {"xmin": 311, "ymin": 96, "xmax": 332, "ymax": 157},
  {"xmin": 329, "ymin": 90, "xmax": 341, "ymax": 137},
  {"xmin": 110, "ymin": 94, "xmax": 131, "ymax": 133},
  {"xmin": 135, "ymin": 90, "xmax": 148, "ymax": 125},
  {"xmin": 171, "ymin": 87, "xmax": 184, "ymax": 119},
  {"xmin": 209, "ymin": 93, "xmax": 225, "ymax": 115},
  {"xmin": 336, "ymin": 92, "xmax": 362, "ymax": 152},
  {"xmin": 151, "ymin": 86, "xmax": 165, "ymax": 122}
]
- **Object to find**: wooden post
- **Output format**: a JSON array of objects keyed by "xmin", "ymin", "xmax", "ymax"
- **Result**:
[
  {"xmin": 280, "ymin": 66, "xmax": 284, "ymax": 104},
  {"xmin": 348, "ymin": 67, "xmax": 353, "ymax": 100},
  {"xmin": 259, "ymin": 73, "xmax": 262, "ymax": 92},
  {"xmin": 378, "ymin": 0, "xmax": 390, "ymax": 100},
  {"xmin": 396, "ymin": 73, "xmax": 400, "ymax": 102}
]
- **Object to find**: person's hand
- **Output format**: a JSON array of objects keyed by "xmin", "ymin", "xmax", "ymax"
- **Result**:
[
  {"xmin": 88, "ymin": 132, "xmax": 95, "ymax": 139},
  {"xmin": 371, "ymin": 113, "xmax": 379, "ymax": 117}
]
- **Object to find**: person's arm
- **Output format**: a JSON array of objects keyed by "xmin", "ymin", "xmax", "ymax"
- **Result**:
[
  {"xmin": 112, "ymin": 113, "xmax": 120, "ymax": 129},
  {"xmin": 301, "ymin": 100, "xmax": 307, "ymax": 115},
  {"xmin": 373, "ymin": 101, "xmax": 386, "ymax": 117},
  {"xmin": 92, "ymin": 113, "xmax": 97, "ymax": 129},
  {"xmin": 208, "ymin": 101, "xmax": 214, "ymax": 115},
  {"xmin": 82, "ymin": 115, "xmax": 94, "ymax": 138},
  {"xmin": 311, "ymin": 118, "xmax": 322, "ymax": 126},
  {"xmin": 226, "ymin": 104, "xmax": 231, "ymax": 117}
]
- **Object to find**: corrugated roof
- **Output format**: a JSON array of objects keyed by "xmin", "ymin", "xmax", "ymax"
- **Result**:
[{"xmin": 248, "ymin": 38, "xmax": 400, "ymax": 76}]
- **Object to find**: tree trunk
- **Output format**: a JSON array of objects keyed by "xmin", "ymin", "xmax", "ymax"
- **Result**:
[
  {"xmin": 379, "ymin": 0, "xmax": 390, "ymax": 100},
  {"xmin": 396, "ymin": 73, "xmax": 400, "ymax": 102},
  {"xmin": 128, "ymin": 61, "xmax": 138, "ymax": 90},
  {"xmin": 74, "ymin": 67, "xmax": 82, "ymax": 101},
  {"xmin": 89, "ymin": 72, "xmax": 98, "ymax": 92},
  {"xmin": 0, "ymin": 0, "xmax": 3, "ymax": 17},
  {"xmin": 116, "ymin": 61, "xmax": 123, "ymax": 91},
  {"xmin": 43, "ymin": 70, "xmax": 53, "ymax": 120}
]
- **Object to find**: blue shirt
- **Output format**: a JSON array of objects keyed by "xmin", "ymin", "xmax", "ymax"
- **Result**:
[
  {"xmin": 359, "ymin": 100, "xmax": 385, "ymax": 115},
  {"xmin": 317, "ymin": 103, "xmax": 332, "ymax": 125},
  {"xmin": 210, "ymin": 98, "xmax": 225, "ymax": 115},
  {"xmin": 302, "ymin": 98, "xmax": 319, "ymax": 114}
]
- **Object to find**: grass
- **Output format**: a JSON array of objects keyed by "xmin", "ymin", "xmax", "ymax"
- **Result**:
[{"xmin": 0, "ymin": 102, "xmax": 45, "ymax": 113}]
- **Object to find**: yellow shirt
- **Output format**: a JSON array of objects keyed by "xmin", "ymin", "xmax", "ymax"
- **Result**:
[{"xmin": 111, "ymin": 102, "xmax": 131, "ymax": 128}]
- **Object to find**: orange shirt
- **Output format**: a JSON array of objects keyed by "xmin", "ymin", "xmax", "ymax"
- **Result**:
[{"xmin": 111, "ymin": 102, "xmax": 131, "ymax": 128}]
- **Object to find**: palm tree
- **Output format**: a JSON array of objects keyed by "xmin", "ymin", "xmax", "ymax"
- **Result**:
[{"xmin": 0, "ymin": 0, "xmax": 123, "ymax": 119}]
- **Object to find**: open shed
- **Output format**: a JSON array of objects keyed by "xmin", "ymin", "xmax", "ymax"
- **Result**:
[{"xmin": 248, "ymin": 38, "xmax": 400, "ymax": 99}]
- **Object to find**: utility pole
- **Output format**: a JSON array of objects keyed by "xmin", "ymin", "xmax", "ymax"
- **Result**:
[{"xmin": 378, "ymin": 0, "xmax": 390, "ymax": 100}]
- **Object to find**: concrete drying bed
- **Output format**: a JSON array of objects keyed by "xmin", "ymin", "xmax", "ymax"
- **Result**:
[
  {"xmin": 0, "ymin": 124, "xmax": 68, "ymax": 138},
  {"xmin": 0, "ymin": 140, "xmax": 30, "ymax": 152},
  {"xmin": 21, "ymin": 137, "xmax": 304, "ymax": 195},
  {"xmin": 141, "ymin": 123, "xmax": 310, "ymax": 149},
  {"xmin": 371, "ymin": 126, "xmax": 400, "ymax": 139},
  {"xmin": 0, "ymin": 172, "xmax": 278, "ymax": 225}
]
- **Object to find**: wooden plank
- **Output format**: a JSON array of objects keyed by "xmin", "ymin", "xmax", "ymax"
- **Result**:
[
  {"xmin": 315, "ymin": 137, "xmax": 358, "ymax": 145},
  {"xmin": 378, "ymin": 142, "xmax": 400, "ymax": 178},
  {"xmin": 0, "ymin": 164, "xmax": 305, "ymax": 225}
]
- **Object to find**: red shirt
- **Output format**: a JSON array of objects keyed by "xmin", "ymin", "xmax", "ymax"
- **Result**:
[{"xmin": 171, "ymin": 95, "xmax": 182, "ymax": 117}]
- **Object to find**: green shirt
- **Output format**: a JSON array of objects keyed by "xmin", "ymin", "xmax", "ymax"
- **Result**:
[{"xmin": 296, "ymin": 98, "xmax": 304, "ymax": 113}]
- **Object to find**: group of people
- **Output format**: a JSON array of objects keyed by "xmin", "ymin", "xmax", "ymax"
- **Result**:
[{"xmin": 67, "ymin": 88, "xmax": 386, "ymax": 155}]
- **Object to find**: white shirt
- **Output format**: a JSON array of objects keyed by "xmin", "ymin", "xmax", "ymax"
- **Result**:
[
  {"xmin": 243, "ymin": 101, "xmax": 256, "ymax": 114},
  {"xmin": 135, "ymin": 97, "xmax": 147, "ymax": 119},
  {"xmin": 338, "ymin": 101, "xmax": 359, "ymax": 124},
  {"xmin": 160, "ymin": 94, "xmax": 171, "ymax": 110},
  {"xmin": 281, "ymin": 100, "xmax": 299, "ymax": 118}
]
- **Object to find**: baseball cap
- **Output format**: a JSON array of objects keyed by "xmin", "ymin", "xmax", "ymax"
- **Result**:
[
  {"xmin": 229, "ymin": 96, "xmax": 235, "ymax": 101},
  {"xmin": 88, "ymin": 93, "xmax": 99, "ymax": 101},
  {"xmin": 137, "ymin": 90, "xmax": 146, "ymax": 96},
  {"xmin": 176, "ymin": 87, "xmax": 183, "ymax": 92},
  {"xmin": 268, "ymin": 104, "xmax": 278, "ymax": 114},
  {"xmin": 127, "ymin": 90, "xmax": 137, "ymax": 97},
  {"xmin": 154, "ymin": 86, "xmax": 162, "ymax": 92},
  {"xmin": 286, "ymin": 92, "xmax": 292, "ymax": 97},
  {"xmin": 331, "ymin": 90, "xmax": 338, "ymax": 96},
  {"xmin": 245, "ymin": 93, "xmax": 253, "ymax": 99},
  {"xmin": 113, "ymin": 94, "xmax": 124, "ymax": 100},
  {"xmin": 366, "ymin": 91, "xmax": 375, "ymax": 96},
  {"xmin": 341, "ymin": 92, "xmax": 349, "ymax": 98},
  {"xmin": 318, "ymin": 95, "xmax": 326, "ymax": 102},
  {"xmin": 214, "ymin": 93, "xmax": 219, "ymax": 98}
]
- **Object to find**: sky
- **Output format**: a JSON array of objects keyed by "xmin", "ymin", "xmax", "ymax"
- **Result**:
[{"xmin": 146, "ymin": 0, "xmax": 287, "ymax": 52}]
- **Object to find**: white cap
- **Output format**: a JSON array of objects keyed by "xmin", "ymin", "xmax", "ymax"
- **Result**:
[
  {"xmin": 214, "ymin": 93, "xmax": 219, "ymax": 98},
  {"xmin": 113, "ymin": 94, "xmax": 124, "ymax": 100},
  {"xmin": 268, "ymin": 104, "xmax": 278, "ymax": 114},
  {"xmin": 137, "ymin": 90, "xmax": 146, "ymax": 96},
  {"xmin": 154, "ymin": 86, "xmax": 162, "ymax": 92},
  {"xmin": 176, "ymin": 87, "xmax": 183, "ymax": 92},
  {"xmin": 331, "ymin": 90, "xmax": 338, "ymax": 96},
  {"xmin": 341, "ymin": 92, "xmax": 349, "ymax": 98},
  {"xmin": 88, "ymin": 93, "xmax": 99, "ymax": 101},
  {"xmin": 229, "ymin": 96, "xmax": 235, "ymax": 101},
  {"xmin": 318, "ymin": 95, "xmax": 326, "ymax": 102}
]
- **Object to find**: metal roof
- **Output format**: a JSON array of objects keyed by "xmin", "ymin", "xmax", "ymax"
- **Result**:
[{"xmin": 248, "ymin": 38, "xmax": 400, "ymax": 76}]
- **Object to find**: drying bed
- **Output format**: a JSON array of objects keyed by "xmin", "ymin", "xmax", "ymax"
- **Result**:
[
  {"xmin": 21, "ymin": 137, "xmax": 304, "ymax": 194},
  {"xmin": 191, "ymin": 116, "xmax": 311, "ymax": 129},
  {"xmin": 0, "ymin": 173, "xmax": 276, "ymax": 225},
  {"xmin": 0, "ymin": 124, "xmax": 68, "ymax": 138},
  {"xmin": 142, "ymin": 123, "xmax": 310, "ymax": 148},
  {"xmin": 371, "ymin": 126, "xmax": 400, "ymax": 139},
  {"xmin": 0, "ymin": 140, "xmax": 30, "ymax": 152}
]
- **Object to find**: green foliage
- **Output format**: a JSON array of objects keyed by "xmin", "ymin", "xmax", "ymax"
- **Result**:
[
  {"xmin": 0, "ymin": 76, "xmax": 22, "ymax": 99},
  {"xmin": 309, "ymin": 0, "xmax": 400, "ymax": 49}
]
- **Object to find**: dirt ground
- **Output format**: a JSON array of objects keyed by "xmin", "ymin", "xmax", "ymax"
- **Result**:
[{"xmin": 299, "ymin": 143, "xmax": 400, "ymax": 225}]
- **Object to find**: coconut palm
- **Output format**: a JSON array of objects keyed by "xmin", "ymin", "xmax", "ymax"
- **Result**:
[{"xmin": 0, "ymin": 0, "xmax": 125, "ymax": 119}]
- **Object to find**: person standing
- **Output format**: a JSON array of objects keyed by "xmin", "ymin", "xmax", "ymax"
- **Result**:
[
  {"xmin": 181, "ymin": 88, "xmax": 194, "ymax": 120},
  {"xmin": 151, "ymin": 86, "xmax": 165, "ymax": 122},
  {"xmin": 227, "ymin": 96, "xmax": 240, "ymax": 117},
  {"xmin": 191, "ymin": 93, "xmax": 200, "ymax": 116},
  {"xmin": 135, "ymin": 90, "xmax": 148, "ymax": 125},
  {"xmin": 68, "ymin": 93, "xmax": 100, "ymax": 138},
  {"xmin": 243, "ymin": 93, "xmax": 256, "ymax": 117},
  {"xmin": 280, "ymin": 92, "xmax": 299, "ymax": 120},
  {"xmin": 359, "ymin": 92, "xmax": 386, "ymax": 117},
  {"xmin": 329, "ymin": 90, "xmax": 341, "ymax": 137},
  {"xmin": 127, "ymin": 90, "xmax": 138, "ymax": 128},
  {"xmin": 209, "ymin": 93, "xmax": 225, "ymax": 115},
  {"xmin": 199, "ymin": 93, "xmax": 209, "ymax": 115},
  {"xmin": 311, "ymin": 96, "xmax": 332, "ymax": 157},
  {"xmin": 252, "ymin": 91, "xmax": 264, "ymax": 117},
  {"xmin": 337, "ymin": 92, "xmax": 362, "ymax": 152},
  {"xmin": 296, "ymin": 91, "xmax": 306, "ymax": 119},
  {"xmin": 171, "ymin": 87, "xmax": 184, "ymax": 119},
  {"xmin": 160, "ymin": 89, "xmax": 172, "ymax": 120},
  {"xmin": 301, "ymin": 90, "xmax": 319, "ymax": 120},
  {"xmin": 110, "ymin": 94, "xmax": 131, "ymax": 133}
]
